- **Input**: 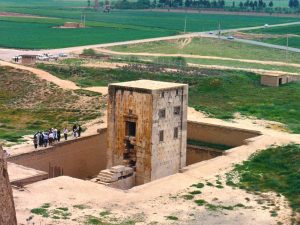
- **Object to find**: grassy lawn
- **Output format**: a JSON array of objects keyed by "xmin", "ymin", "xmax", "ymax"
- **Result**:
[
  {"xmin": 37, "ymin": 63, "xmax": 300, "ymax": 133},
  {"xmin": 227, "ymin": 144, "xmax": 300, "ymax": 216},
  {"xmin": 0, "ymin": 0, "xmax": 299, "ymax": 49},
  {"xmin": 0, "ymin": 66, "xmax": 102, "ymax": 144},
  {"xmin": 110, "ymin": 37, "xmax": 300, "ymax": 64}
]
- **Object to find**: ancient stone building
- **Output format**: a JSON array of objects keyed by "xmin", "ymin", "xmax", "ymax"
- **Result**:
[
  {"xmin": 107, "ymin": 80, "xmax": 188, "ymax": 185},
  {"xmin": 0, "ymin": 146, "xmax": 17, "ymax": 225}
]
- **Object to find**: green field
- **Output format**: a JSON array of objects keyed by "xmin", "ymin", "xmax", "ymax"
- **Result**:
[
  {"xmin": 244, "ymin": 24, "xmax": 300, "ymax": 48},
  {"xmin": 37, "ymin": 63, "xmax": 300, "ymax": 133},
  {"xmin": 111, "ymin": 37, "xmax": 300, "ymax": 63},
  {"xmin": 108, "ymin": 37, "xmax": 300, "ymax": 73},
  {"xmin": 0, "ymin": 0, "xmax": 299, "ymax": 49},
  {"xmin": 228, "ymin": 144, "xmax": 300, "ymax": 215}
]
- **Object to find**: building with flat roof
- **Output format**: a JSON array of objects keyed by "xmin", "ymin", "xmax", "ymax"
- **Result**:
[{"xmin": 107, "ymin": 80, "xmax": 188, "ymax": 185}]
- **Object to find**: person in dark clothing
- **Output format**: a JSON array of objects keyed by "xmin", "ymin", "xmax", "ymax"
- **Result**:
[
  {"xmin": 33, "ymin": 135, "xmax": 38, "ymax": 149},
  {"xmin": 78, "ymin": 125, "xmax": 82, "ymax": 137},
  {"xmin": 39, "ymin": 132, "xmax": 44, "ymax": 147},
  {"xmin": 57, "ymin": 130, "xmax": 61, "ymax": 142},
  {"xmin": 73, "ymin": 124, "xmax": 78, "ymax": 138}
]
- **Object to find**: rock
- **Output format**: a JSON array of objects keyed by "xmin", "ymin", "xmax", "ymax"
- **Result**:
[{"xmin": 0, "ymin": 145, "xmax": 17, "ymax": 225}]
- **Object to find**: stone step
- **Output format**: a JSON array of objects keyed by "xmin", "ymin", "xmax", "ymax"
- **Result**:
[{"xmin": 97, "ymin": 174, "xmax": 118, "ymax": 182}]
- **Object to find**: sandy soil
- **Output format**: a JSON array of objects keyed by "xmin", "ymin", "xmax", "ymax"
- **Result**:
[
  {"xmin": 12, "ymin": 115, "xmax": 300, "ymax": 224},
  {"xmin": 188, "ymin": 63, "xmax": 298, "ymax": 77},
  {"xmin": 83, "ymin": 61, "xmax": 127, "ymax": 69},
  {"xmin": 0, "ymin": 12, "xmax": 46, "ymax": 18}
]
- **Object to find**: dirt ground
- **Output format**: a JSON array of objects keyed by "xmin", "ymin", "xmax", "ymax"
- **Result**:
[
  {"xmin": 12, "ymin": 108, "xmax": 300, "ymax": 225},
  {"xmin": 0, "ymin": 12, "xmax": 46, "ymax": 18}
]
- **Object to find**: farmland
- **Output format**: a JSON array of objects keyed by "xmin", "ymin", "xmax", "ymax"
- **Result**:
[
  {"xmin": 37, "ymin": 63, "xmax": 300, "ymax": 133},
  {"xmin": 110, "ymin": 37, "xmax": 300, "ymax": 63},
  {"xmin": 107, "ymin": 37, "xmax": 300, "ymax": 73},
  {"xmin": 0, "ymin": 0, "xmax": 300, "ymax": 49},
  {"xmin": 243, "ymin": 24, "xmax": 300, "ymax": 48}
]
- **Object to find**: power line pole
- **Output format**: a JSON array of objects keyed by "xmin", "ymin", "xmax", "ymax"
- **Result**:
[
  {"xmin": 184, "ymin": 16, "xmax": 187, "ymax": 33},
  {"xmin": 286, "ymin": 34, "xmax": 289, "ymax": 62}
]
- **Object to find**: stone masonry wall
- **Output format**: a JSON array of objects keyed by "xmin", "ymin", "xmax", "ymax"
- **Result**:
[{"xmin": 151, "ymin": 86, "xmax": 188, "ymax": 181}]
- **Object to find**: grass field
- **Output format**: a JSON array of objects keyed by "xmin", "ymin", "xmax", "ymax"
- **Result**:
[
  {"xmin": 244, "ymin": 24, "xmax": 300, "ymax": 48},
  {"xmin": 37, "ymin": 63, "xmax": 300, "ymax": 133},
  {"xmin": 110, "ymin": 37, "xmax": 300, "ymax": 63},
  {"xmin": 109, "ymin": 37, "xmax": 300, "ymax": 73},
  {"xmin": 227, "ymin": 144, "xmax": 300, "ymax": 215},
  {"xmin": 0, "ymin": 0, "xmax": 299, "ymax": 49},
  {"xmin": 0, "ymin": 66, "xmax": 102, "ymax": 144}
]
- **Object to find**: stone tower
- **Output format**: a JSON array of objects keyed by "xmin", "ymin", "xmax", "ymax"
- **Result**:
[
  {"xmin": 0, "ymin": 146, "xmax": 17, "ymax": 225},
  {"xmin": 107, "ymin": 80, "xmax": 188, "ymax": 185}
]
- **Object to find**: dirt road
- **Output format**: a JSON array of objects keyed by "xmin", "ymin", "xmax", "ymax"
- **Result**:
[
  {"xmin": 97, "ymin": 48, "xmax": 300, "ymax": 69},
  {"xmin": 0, "ymin": 60, "xmax": 108, "ymax": 94}
]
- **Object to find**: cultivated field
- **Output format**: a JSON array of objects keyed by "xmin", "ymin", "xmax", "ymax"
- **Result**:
[
  {"xmin": 242, "ymin": 24, "xmax": 300, "ymax": 48},
  {"xmin": 106, "ymin": 37, "xmax": 300, "ymax": 74},
  {"xmin": 0, "ymin": 0, "xmax": 300, "ymax": 49}
]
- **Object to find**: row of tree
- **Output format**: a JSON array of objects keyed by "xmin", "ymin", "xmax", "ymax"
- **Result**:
[{"xmin": 92, "ymin": 0, "xmax": 300, "ymax": 9}]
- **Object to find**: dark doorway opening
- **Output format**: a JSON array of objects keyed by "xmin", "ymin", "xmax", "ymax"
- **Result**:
[
  {"xmin": 279, "ymin": 78, "xmax": 283, "ymax": 86},
  {"xmin": 124, "ymin": 121, "xmax": 137, "ymax": 168},
  {"xmin": 126, "ymin": 121, "xmax": 136, "ymax": 137}
]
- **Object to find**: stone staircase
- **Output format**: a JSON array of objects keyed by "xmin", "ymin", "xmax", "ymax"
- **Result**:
[{"xmin": 91, "ymin": 165, "xmax": 134, "ymax": 189}]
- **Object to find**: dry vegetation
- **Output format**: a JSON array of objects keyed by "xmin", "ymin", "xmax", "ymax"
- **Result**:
[{"xmin": 0, "ymin": 66, "xmax": 104, "ymax": 144}]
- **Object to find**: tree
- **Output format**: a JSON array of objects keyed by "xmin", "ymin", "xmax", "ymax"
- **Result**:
[
  {"xmin": 253, "ymin": 0, "xmax": 258, "ymax": 8},
  {"xmin": 87, "ymin": 0, "xmax": 91, "ymax": 7},
  {"xmin": 295, "ymin": 0, "xmax": 300, "ymax": 7},
  {"xmin": 268, "ymin": 0, "xmax": 273, "ymax": 7},
  {"xmin": 239, "ymin": 1, "xmax": 243, "ymax": 7},
  {"xmin": 232, "ymin": 1, "xmax": 236, "ymax": 7}
]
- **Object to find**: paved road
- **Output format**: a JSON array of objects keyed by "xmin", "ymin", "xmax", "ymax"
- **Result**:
[{"xmin": 0, "ymin": 21, "xmax": 299, "ymax": 61}]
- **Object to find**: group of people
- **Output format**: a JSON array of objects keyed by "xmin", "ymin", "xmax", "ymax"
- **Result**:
[{"xmin": 33, "ymin": 124, "xmax": 82, "ymax": 149}]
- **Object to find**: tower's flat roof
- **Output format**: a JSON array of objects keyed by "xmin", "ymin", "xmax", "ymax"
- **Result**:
[{"xmin": 109, "ymin": 80, "xmax": 187, "ymax": 91}]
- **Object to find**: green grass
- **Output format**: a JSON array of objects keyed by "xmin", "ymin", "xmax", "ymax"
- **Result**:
[
  {"xmin": 227, "ymin": 144, "xmax": 300, "ymax": 214},
  {"xmin": 165, "ymin": 215, "xmax": 178, "ymax": 220},
  {"xmin": 0, "ymin": 0, "xmax": 299, "ymax": 49},
  {"xmin": 244, "ymin": 24, "xmax": 300, "ymax": 48},
  {"xmin": 111, "ymin": 37, "xmax": 300, "ymax": 64},
  {"xmin": 37, "ymin": 64, "xmax": 300, "ymax": 133}
]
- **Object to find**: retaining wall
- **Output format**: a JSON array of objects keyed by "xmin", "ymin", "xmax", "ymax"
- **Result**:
[
  {"xmin": 8, "ymin": 129, "xmax": 107, "ymax": 179},
  {"xmin": 187, "ymin": 121, "xmax": 261, "ymax": 147}
]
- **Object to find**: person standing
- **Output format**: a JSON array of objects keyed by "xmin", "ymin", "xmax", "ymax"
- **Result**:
[
  {"xmin": 63, "ymin": 127, "xmax": 68, "ymax": 141},
  {"xmin": 49, "ymin": 132, "xmax": 54, "ymax": 146},
  {"xmin": 73, "ymin": 124, "xmax": 78, "ymax": 138},
  {"xmin": 78, "ymin": 125, "xmax": 82, "ymax": 137},
  {"xmin": 33, "ymin": 135, "xmax": 38, "ymax": 149},
  {"xmin": 39, "ymin": 132, "xmax": 44, "ymax": 147},
  {"xmin": 53, "ymin": 128, "xmax": 58, "ymax": 142},
  {"xmin": 43, "ymin": 132, "xmax": 49, "ymax": 147},
  {"xmin": 57, "ymin": 129, "xmax": 61, "ymax": 142}
]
